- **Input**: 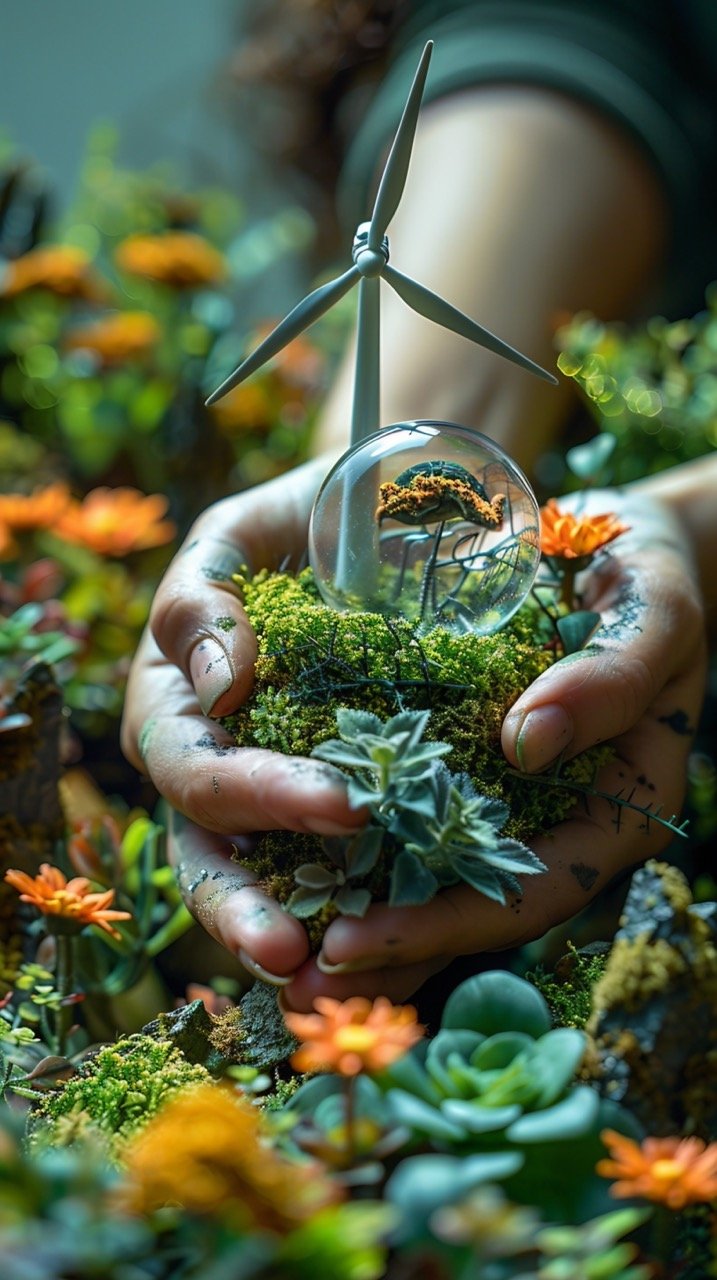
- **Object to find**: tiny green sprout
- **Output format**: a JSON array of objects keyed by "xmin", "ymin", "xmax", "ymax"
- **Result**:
[
  {"xmin": 312, "ymin": 708, "xmax": 451, "ymax": 812},
  {"xmin": 287, "ymin": 826, "xmax": 384, "ymax": 920}
]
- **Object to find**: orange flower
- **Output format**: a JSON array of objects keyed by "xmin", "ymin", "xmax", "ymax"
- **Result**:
[
  {"xmin": 285, "ymin": 994, "xmax": 424, "ymax": 1077},
  {"xmin": 115, "ymin": 232, "xmax": 227, "ymax": 288},
  {"xmin": 0, "ymin": 519, "xmax": 15, "ymax": 559},
  {"xmin": 4, "ymin": 863, "xmax": 131, "ymax": 938},
  {"xmin": 252, "ymin": 325, "xmax": 325, "ymax": 385},
  {"xmin": 597, "ymin": 1129, "xmax": 717, "ymax": 1210},
  {"xmin": 540, "ymin": 498, "xmax": 630, "ymax": 561},
  {"xmin": 1, "ymin": 245, "xmax": 111, "ymax": 302},
  {"xmin": 208, "ymin": 381, "xmax": 274, "ymax": 434},
  {"xmin": 64, "ymin": 311, "xmax": 161, "ymax": 364},
  {"xmin": 121, "ymin": 1084, "xmax": 338, "ymax": 1227},
  {"xmin": 0, "ymin": 483, "xmax": 71, "ymax": 531},
  {"xmin": 55, "ymin": 487, "xmax": 176, "ymax": 556}
]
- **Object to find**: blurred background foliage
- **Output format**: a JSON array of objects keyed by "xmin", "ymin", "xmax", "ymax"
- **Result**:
[
  {"xmin": 553, "ymin": 293, "xmax": 717, "ymax": 488},
  {"xmin": 0, "ymin": 127, "xmax": 350, "ymax": 775}
]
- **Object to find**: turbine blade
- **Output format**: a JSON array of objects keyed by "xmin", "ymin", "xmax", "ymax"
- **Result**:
[
  {"xmin": 205, "ymin": 266, "xmax": 360, "ymax": 404},
  {"xmin": 384, "ymin": 265, "xmax": 558, "ymax": 384},
  {"xmin": 367, "ymin": 41, "xmax": 433, "ymax": 251}
]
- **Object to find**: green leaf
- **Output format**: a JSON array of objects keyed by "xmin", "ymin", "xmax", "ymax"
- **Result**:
[
  {"xmin": 385, "ymin": 1151, "xmax": 524, "ymax": 1223},
  {"xmin": 335, "ymin": 707, "xmax": 383, "ymax": 739},
  {"xmin": 425, "ymin": 1030, "xmax": 485, "ymax": 1095},
  {"xmin": 384, "ymin": 1088, "xmax": 466, "ymax": 1142},
  {"xmin": 389, "ymin": 849, "xmax": 439, "ymax": 906},
  {"xmin": 441, "ymin": 1098, "xmax": 522, "ymax": 1133},
  {"xmin": 566, "ymin": 433, "xmax": 616, "ymax": 479},
  {"xmin": 344, "ymin": 825, "xmax": 383, "ymax": 877},
  {"xmin": 557, "ymin": 610, "xmax": 602, "ymax": 654},
  {"xmin": 346, "ymin": 776, "xmax": 381, "ymax": 808},
  {"xmin": 286, "ymin": 885, "xmax": 332, "ymax": 918},
  {"xmin": 294, "ymin": 864, "xmax": 337, "ymax": 890},
  {"xmin": 442, "ymin": 971, "xmax": 552, "ymax": 1039},
  {"xmin": 447, "ymin": 856, "xmax": 505, "ymax": 901},
  {"xmin": 528, "ymin": 1028, "xmax": 587, "ymax": 1107},
  {"xmin": 506, "ymin": 1085, "xmax": 599, "ymax": 1143},
  {"xmin": 375, "ymin": 1044, "xmax": 443, "ymax": 1106},
  {"xmin": 334, "ymin": 885, "xmax": 372, "ymax": 917},
  {"xmin": 471, "ymin": 1032, "xmax": 534, "ymax": 1071}
]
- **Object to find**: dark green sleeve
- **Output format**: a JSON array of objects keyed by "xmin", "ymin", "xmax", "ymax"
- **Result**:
[{"xmin": 339, "ymin": 0, "xmax": 717, "ymax": 307}]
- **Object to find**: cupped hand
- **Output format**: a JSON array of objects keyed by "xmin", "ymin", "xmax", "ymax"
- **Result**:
[
  {"xmin": 282, "ymin": 487, "xmax": 708, "ymax": 1010},
  {"xmin": 121, "ymin": 454, "xmax": 363, "ymax": 983}
]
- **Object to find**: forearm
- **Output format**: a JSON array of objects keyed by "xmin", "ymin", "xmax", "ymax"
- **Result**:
[
  {"xmin": 631, "ymin": 453, "xmax": 717, "ymax": 638},
  {"xmin": 317, "ymin": 84, "xmax": 667, "ymax": 474}
]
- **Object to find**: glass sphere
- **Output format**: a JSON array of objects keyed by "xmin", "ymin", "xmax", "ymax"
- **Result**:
[{"xmin": 308, "ymin": 421, "xmax": 541, "ymax": 634}]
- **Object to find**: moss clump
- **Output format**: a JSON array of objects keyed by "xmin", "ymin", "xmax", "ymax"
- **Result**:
[
  {"xmin": 215, "ymin": 614, "xmax": 237, "ymax": 632},
  {"xmin": 528, "ymin": 942, "xmax": 609, "ymax": 1028},
  {"xmin": 207, "ymin": 1005, "xmax": 246, "ymax": 1062},
  {"xmin": 223, "ymin": 568, "xmax": 599, "ymax": 847},
  {"xmin": 36, "ymin": 1034, "xmax": 210, "ymax": 1154}
]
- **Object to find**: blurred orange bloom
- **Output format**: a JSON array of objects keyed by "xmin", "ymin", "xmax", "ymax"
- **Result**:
[
  {"xmin": 208, "ymin": 380, "xmax": 274, "ymax": 433},
  {"xmin": 64, "ymin": 310, "xmax": 161, "ymax": 364},
  {"xmin": 121, "ymin": 1083, "xmax": 338, "ymax": 1226},
  {"xmin": 4, "ymin": 863, "xmax": 131, "ymax": 938},
  {"xmin": 598, "ymin": 1129, "xmax": 717, "ymax": 1210},
  {"xmin": 252, "ymin": 326, "xmax": 325, "ymax": 385},
  {"xmin": 0, "ymin": 482, "xmax": 72, "ymax": 530},
  {"xmin": 115, "ymin": 232, "xmax": 227, "ymax": 288},
  {"xmin": 0, "ymin": 520, "xmax": 14, "ymax": 558},
  {"xmin": 540, "ymin": 498, "xmax": 630, "ymax": 561},
  {"xmin": 55, "ymin": 487, "xmax": 176, "ymax": 556},
  {"xmin": 1, "ymin": 245, "xmax": 111, "ymax": 302},
  {"xmin": 285, "ymin": 994, "xmax": 424, "ymax": 1077}
]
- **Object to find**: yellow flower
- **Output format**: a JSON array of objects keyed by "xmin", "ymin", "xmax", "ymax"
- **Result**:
[
  {"xmin": 64, "ymin": 311, "xmax": 160, "ymax": 364},
  {"xmin": 1, "ymin": 245, "xmax": 111, "ymax": 302},
  {"xmin": 115, "ymin": 232, "xmax": 227, "ymax": 288},
  {"xmin": 285, "ymin": 995, "xmax": 424, "ymax": 1077},
  {"xmin": 597, "ymin": 1129, "xmax": 717, "ymax": 1210},
  {"xmin": 540, "ymin": 498, "xmax": 629, "ymax": 561},
  {"xmin": 4, "ymin": 863, "xmax": 131, "ymax": 939},
  {"xmin": 120, "ymin": 1083, "xmax": 338, "ymax": 1229},
  {"xmin": 55, "ymin": 487, "xmax": 176, "ymax": 556}
]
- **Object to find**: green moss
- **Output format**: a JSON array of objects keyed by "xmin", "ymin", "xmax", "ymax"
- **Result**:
[
  {"xmin": 215, "ymin": 614, "xmax": 237, "ymax": 632},
  {"xmin": 37, "ymin": 1034, "xmax": 210, "ymax": 1154},
  {"xmin": 528, "ymin": 943, "xmax": 609, "ymax": 1029},
  {"xmin": 207, "ymin": 1005, "xmax": 246, "ymax": 1062},
  {"xmin": 224, "ymin": 569, "xmax": 605, "ymax": 846}
]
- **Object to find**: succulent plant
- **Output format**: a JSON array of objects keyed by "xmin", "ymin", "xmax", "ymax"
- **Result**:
[
  {"xmin": 377, "ymin": 971, "xmax": 637, "ymax": 1224},
  {"xmin": 300, "ymin": 708, "xmax": 546, "ymax": 916}
]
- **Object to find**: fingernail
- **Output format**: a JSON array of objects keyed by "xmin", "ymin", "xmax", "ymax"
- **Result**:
[
  {"xmin": 303, "ymin": 816, "xmax": 364, "ymax": 837},
  {"xmin": 316, "ymin": 950, "xmax": 356, "ymax": 975},
  {"xmin": 238, "ymin": 948, "xmax": 292, "ymax": 987},
  {"xmin": 515, "ymin": 704, "xmax": 573, "ymax": 773},
  {"xmin": 190, "ymin": 637, "xmax": 233, "ymax": 716}
]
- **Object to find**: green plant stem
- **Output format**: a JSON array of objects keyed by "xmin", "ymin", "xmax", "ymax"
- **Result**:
[
  {"xmin": 559, "ymin": 565, "xmax": 577, "ymax": 610},
  {"xmin": 650, "ymin": 1204, "xmax": 678, "ymax": 1273},
  {"xmin": 53, "ymin": 933, "xmax": 74, "ymax": 1056}
]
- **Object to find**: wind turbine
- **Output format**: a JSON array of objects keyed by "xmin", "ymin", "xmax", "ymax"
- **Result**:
[{"xmin": 206, "ymin": 40, "xmax": 557, "ymax": 444}]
